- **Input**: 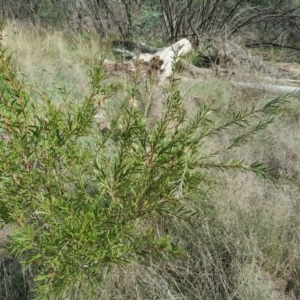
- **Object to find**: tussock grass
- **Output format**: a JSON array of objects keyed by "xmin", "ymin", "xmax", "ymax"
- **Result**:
[
  {"xmin": 1, "ymin": 22, "xmax": 300, "ymax": 300},
  {"xmin": 2, "ymin": 20, "xmax": 110, "ymax": 101}
]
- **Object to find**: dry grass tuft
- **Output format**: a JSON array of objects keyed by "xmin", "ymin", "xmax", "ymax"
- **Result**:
[{"xmin": 2, "ymin": 20, "xmax": 112, "ymax": 102}]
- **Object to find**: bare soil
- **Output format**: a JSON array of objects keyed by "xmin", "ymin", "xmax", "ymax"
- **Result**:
[{"xmin": 276, "ymin": 62, "xmax": 300, "ymax": 78}]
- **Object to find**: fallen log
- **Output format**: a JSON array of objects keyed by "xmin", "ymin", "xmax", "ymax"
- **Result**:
[
  {"xmin": 112, "ymin": 48, "xmax": 135, "ymax": 60},
  {"xmin": 139, "ymin": 42, "xmax": 162, "ymax": 54},
  {"xmin": 134, "ymin": 38, "xmax": 193, "ymax": 84},
  {"xmin": 231, "ymin": 81, "xmax": 300, "ymax": 93},
  {"xmin": 107, "ymin": 38, "xmax": 193, "ymax": 84},
  {"xmin": 156, "ymin": 38, "xmax": 193, "ymax": 84},
  {"xmin": 112, "ymin": 40, "xmax": 162, "ymax": 54}
]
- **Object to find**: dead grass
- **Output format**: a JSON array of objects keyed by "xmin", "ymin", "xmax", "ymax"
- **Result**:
[
  {"xmin": 2, "ymin": 20, "xmax": 112, "ymax": 103},
  {"xmin": 1, "ymin": 21, "xmax": 300, "ymax": 300}
]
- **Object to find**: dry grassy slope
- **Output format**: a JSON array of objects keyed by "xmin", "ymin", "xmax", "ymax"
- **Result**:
[
  {"xmin": 1, "ymin": 21, "xmax": 300, "ymax": 300},
  {"xmin": 177, "ymin": 73, "xmax": 300, "ymax": 300}
]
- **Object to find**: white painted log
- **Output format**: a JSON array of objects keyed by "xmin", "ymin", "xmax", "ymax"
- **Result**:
[
  {"xmin": 133, "ymin": 38, "xmax": 192, "ymax": 84},
  {"xmin": 156, "ymin": 38, "xmax": 192, "ymax": 85},
  {"xmin": 134, "ymin": 53, "xmax": 154, "ymax": 63},
  {"xmin": 278, "ymin": 79, "xmax": 300, "ymax": 84},
  {"xmin": 108, "ymin": 39, "xmax": 193, "ymax": 84},
  {"xmin": 231, "ymin": 81, "xmax": 300, "ymax": 93}
]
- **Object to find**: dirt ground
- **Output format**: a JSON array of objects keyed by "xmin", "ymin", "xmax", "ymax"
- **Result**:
[{"xmin": 276, "ymin": 62, "xmax": 300, "ymax": 78}]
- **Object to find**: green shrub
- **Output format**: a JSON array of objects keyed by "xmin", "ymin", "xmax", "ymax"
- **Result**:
[
  {"xmin": 0, "ymin": 23, "xmax": 289, "ymax": 299},
  {"xmin": 188, "ymin": 51, "xmax": 207, "ymax": 67}
]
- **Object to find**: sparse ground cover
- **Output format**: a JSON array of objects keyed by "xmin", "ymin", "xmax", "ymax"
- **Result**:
[{"xmin": 1, "ymin": 21, "xmax": 300, "ymax": 300}]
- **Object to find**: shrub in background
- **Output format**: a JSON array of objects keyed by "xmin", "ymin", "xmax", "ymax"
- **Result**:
[{"xmin": 0, "ymin": 0, "xmax": 73, "ymax": 26}]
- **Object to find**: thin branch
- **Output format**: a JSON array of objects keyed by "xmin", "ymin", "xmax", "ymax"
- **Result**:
[{"xmin": 245, "ymin": 42, "xmax": 300, "ymax": 52}]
